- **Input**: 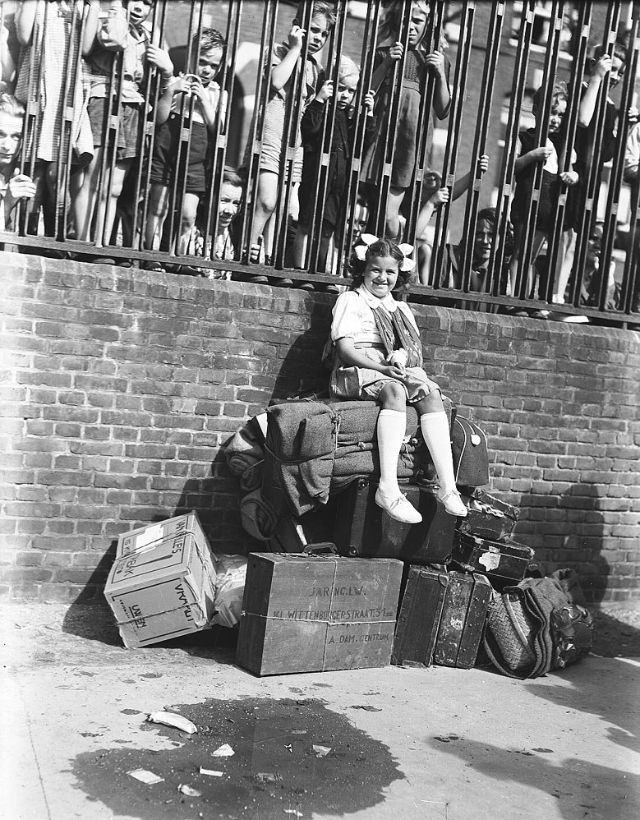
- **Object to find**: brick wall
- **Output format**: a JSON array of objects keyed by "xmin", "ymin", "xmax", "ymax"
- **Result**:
[{"xmin": 1, "ymin": 253, "xmax": 639, "ymax": 604}]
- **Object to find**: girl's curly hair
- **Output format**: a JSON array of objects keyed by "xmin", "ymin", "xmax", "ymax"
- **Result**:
[{"xmin": 348, "ymin": 237, "xmax": 412, "ymax": 291}]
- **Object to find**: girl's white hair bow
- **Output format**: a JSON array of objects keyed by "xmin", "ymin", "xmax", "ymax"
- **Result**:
[{"xmin": 353, "ymin": 233, "xmax": 415, "ymax": 271}]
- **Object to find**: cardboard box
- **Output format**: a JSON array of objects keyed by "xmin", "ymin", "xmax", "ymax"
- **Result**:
[
  {"xmin": 236, "ymin": 551, "xmax": 402, "ymax": 676},
  {"xmin": 105, "ymin": 528, "xmax": 217, "ymax": 648},
  {"xmin": 116, "ymin": 511, "xmax": 208, "ymax": 558}
]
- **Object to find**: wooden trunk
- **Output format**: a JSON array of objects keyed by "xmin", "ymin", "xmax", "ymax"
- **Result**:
[
  {"xmin": 392, "ymin": 565, "xmax": 449, "ymax": 668},
  {"xmin": 236, "ymin": 551, "xmax": 402, "ymax": 676},
  {"xmin": 433, "ymin": 570, "xmax": 492, "ymax": 669}
]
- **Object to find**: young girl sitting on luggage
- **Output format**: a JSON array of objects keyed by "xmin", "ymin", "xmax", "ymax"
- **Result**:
[{"xmin": 328, "ymin": 235, "xmax": 467, "ymax": 524}]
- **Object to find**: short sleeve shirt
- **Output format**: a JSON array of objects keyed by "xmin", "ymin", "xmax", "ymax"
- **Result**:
[
  {"xmin": 331, "ymin": 285, "xmax": 420, "ymax": 346},
  {"xmin": 270, "ymin": 42, "xmax": 322, "ymax": 107}
]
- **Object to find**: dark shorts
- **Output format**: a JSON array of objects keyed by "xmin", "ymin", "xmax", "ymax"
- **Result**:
[
  {"xmin": 149, "ymin": 114, "xmax": 209, "ymax": 195},
  {"xmin": 87, "ymin": 98, "xmax": 141, "ymax": 161}
]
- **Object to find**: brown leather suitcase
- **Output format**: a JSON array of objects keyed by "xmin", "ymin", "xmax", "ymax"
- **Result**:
[
  {"xmin": 433, "ymin": 570, "xmax": 491, "ymax": 669},
  {"xmin": 458, "ymin": 489, "xmax": 519, "ymax": 541},
  {"xmin": 452, "ymin": 532, "xmax": 535, "ymax": 584},
  {"xmin": 392, "ymin": 565, "xmax": 449, "ymax": 667},
  {"xmin": 333, "ymin": 477, "xmax": 456, "ymax": 564}
]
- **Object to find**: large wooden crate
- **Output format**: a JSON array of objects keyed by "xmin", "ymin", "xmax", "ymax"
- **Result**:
[{"xmin": 236, "ymin": 551, "xmax": 403, "ymax": 676}]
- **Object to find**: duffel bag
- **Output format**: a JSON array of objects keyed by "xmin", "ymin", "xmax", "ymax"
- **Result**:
[{"xmin": 483, "ymin": 571, "xmax": 593, "ymax": 678}]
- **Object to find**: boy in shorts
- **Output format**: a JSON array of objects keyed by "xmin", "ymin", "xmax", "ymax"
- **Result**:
[{"xmin": 144, "ymin": 27, "xmax": 225, "ymax": 266}]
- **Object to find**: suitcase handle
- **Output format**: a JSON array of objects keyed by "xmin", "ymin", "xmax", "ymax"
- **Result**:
[{"xmin": 302, "ymin": 542, "xmax": 338, "ymax": 557}]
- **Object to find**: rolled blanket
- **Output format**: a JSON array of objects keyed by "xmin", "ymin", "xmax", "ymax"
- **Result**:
[
  {"xmin": 262, "ymin": 402, "xmax": 337, "ymax": 517},
  {"xmin": 240, "ymin": 460, "xmax": 264, "ymax": 493},
  {"xmin": 240, "ymin": 489, "xmax": 279, "ymax": 541},
  {"xmin": 226, "ymin": 426, "xmax": 265, "ymax": 477}
]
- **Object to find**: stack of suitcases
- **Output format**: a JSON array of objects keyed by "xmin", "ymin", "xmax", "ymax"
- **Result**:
[
  {"xmin": 233, "ymin": 400, "xmax": 537, "ymax": 676},
  {"xmin": 392, "ymin": 488, "xmax": 535, "ymax": 669},
  {"xmin": 275, "ymin": 474, "xmax": 535, "ymax": 672}
]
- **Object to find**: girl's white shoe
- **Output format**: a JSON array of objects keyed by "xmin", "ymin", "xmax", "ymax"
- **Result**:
[
  {"xmin": 437, "ymin": 488, "xmax": 468, "ymax": 517},
  {"xmin": 374, "ymin": 488, "xmax": 422, "ymax": 524}
]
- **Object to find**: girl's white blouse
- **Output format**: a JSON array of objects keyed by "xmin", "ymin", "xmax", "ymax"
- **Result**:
[{"xmin": 331, "ymin": 285, "xmax": 420, "ymax": 347}]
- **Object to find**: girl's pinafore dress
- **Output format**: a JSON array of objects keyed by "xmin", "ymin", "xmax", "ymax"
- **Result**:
[{"xmin": 329, "ymin": 285, "xmax": 439, "ymax": 403}]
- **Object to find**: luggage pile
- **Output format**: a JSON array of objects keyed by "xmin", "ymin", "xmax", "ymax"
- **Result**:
[{"xmin": 224, "ymin": 401, "xmax": 593, "ymax": 678}]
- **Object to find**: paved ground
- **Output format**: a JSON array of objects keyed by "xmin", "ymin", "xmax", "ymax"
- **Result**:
[{"xmin": 1, "ymin": 602, "xmax": 639, "ymax": 820}]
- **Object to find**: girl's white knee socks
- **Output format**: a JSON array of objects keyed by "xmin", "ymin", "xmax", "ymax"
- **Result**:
[
  {"xmin": 420, "ymin": 411, "xmax": 456, "ymax": 492},
  {"xmin": 376, "ymin": 408, "xmax": 406, "ymax": 497}
]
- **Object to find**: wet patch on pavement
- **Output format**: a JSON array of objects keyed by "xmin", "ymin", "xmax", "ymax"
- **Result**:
[{"xmin": 72, "ymin": 696, "xmax": 402, "ymax": 819}]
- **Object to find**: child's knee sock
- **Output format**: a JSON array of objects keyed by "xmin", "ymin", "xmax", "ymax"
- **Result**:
[
  {"xmin": 376, "ymin": 409, "xmax": 406, "ymax": 497},
  {"xmin": 420, "ymin": 411, "xmax": 456, "ymax": 492}
]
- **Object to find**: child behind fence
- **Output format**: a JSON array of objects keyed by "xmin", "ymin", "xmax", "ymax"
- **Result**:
[
  {"xmin": 74, "ymin": 0, "xmax": 173, "ymax": 251},
  {"xmin": 244, "ymin": 0, "xmax": 334, "ymax": 267},
  {"xmin": 0, "ymin": 92, "xmax": 36, "ymax": 232},
  {"xmin": 14, "ymin": 0, "xmax": 95, "ymax": 237},
  {"xmin": 293, "ymin": 55, "xmax": 375, "ymax": 275},
  {"xmin": 143, "ymin": 26, "xmax": 225, "ymax": 268},
  {"xmin": 362, "ymin": 0, "xmax": 450, "ymax": 241},
  {"xmin": 177, "ymin": 166, "xmax": 245, "ymax": 279},
  {"xmin": 508, "ymin": 79, "xmax": 579, "ymax": 300}
]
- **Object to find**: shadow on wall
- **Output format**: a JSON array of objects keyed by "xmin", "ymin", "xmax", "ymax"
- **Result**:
[
  {"xmin": 269, "ymin": 297, "xmax": 334, "ymax": 404},
  {"xmin": 515, "ymin": 481, "xmax": 640, "ymax": 657},
  {"xmin": 516, "ymin": 483, "xmax": 610, "ymax": 605},
  {"xmin": 63, "ymin": 297, "xmax": 334, "ymax": 625}
]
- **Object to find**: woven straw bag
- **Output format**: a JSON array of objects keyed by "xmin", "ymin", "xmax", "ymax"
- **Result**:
[{"xmin": 485, "ymin": 591, "xmax": 537, "ymax": 675}]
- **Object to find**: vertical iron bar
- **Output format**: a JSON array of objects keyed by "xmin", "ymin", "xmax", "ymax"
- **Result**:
[
  {"xmin": 515, "ymin": 0, "xmax": 564, "ymax": 301},
  {"xmin": 18, "ymin": 9, "xmax": 44, "ymax": 234},
  {"xmin": 568, "ymin": 2, "xmax": 621, "ymax": 307},
  {"xmin": 95, "ymin": 23, "xmax": 124, "ymax": 249},
  {"xmin": 308, "ymin": 0, "xmax": 348, "ymax": 274},
  {"xmin": 621, "ymin": 3, "xmax": 640, "ymax": 315},
  {"xmin": 272, "ymin": 0, "xmax": 314, "ymax": 268},
  {"xmin": 542, "ymin": 0, "xmax": 592, "ymax": 304},
  {"xmin": 597, "ymin": 9, "xmax": 640, "ymax": 311},
  {"xmin": 622, "ymin": 179, "xmax": 640, "ymax": 314},
  {"xmin": 54, "ymin": 1, "xmax": 81, "ymax": 241},
  {"xmin": 373, "ymin": 0, "xmax": 412, "ymax": 237},
  {"xmin": 488, "ymin": 0, "xmax": 535, "ymax": 296},
  {"xmin": 432, "ymin": 0, "xmax": 476, "ymax": 284},
  {"xmin": 134, "ymin": 0, "xmax": 168, "ymax": 251},
  {"xmin": 459, "ymin": 0, "xmax": 505, "ymax": 291},
  {"xmin": 239, "ymin": 0, "xmax": 277, "ymax": 262},
  {"xmin": 404, "ymin": 2, "xmax": 444, "ymax": 248},
  {"xmin": 336, "ymin": 0, "xmax": 380, "ymax": 275},
  {"xmin": 167, "ymin": 0, "xmax": 203, "ymax": 258},
  {"xmin": 201, "ymin": 0, "xmax": 243, "ymax": 265}
]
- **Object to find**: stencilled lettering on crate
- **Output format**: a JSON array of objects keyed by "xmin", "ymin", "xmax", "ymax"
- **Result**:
[{"xmin": 269, "ymin": 605, "xmax": 396, "ymax": 622}]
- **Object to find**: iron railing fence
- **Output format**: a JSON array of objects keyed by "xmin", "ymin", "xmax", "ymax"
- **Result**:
[{"xmin": 0, "ymin": 1, "xmax": 639, "ymax": 327}]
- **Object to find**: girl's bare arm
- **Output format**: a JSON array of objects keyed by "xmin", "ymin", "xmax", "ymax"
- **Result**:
[
  {"xmin": 271, "ymin": 25, "xmax": 305, "ymax": 91},
  {"xmin": 335, "ymin": 338, "xmax": 403, "ymax": 378}
]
